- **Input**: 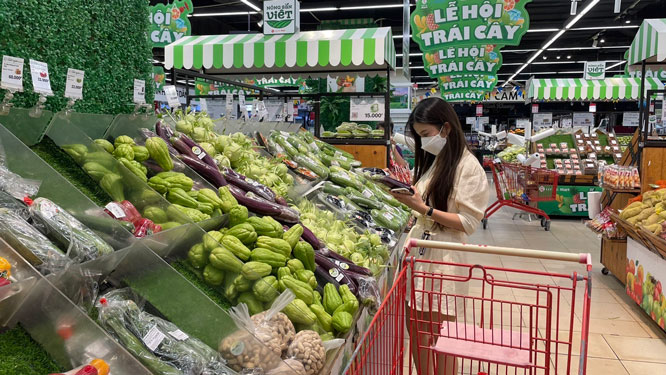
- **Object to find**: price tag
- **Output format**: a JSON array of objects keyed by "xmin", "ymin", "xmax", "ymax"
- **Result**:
[
  {"xmin": 133, "ymin": 79, "xmax": 146, "ymax": 104},
  {"xmin": 199, "ymin": 98, "xmax": 207, "ymax": 112},
  {"xmin": 191, "ymin": 146, "xmax": 207, "ymax": 160},
  {"xmin": 251, "ymin": 99, "xmax": 257, "ymax": 118},
  {"xmin": 225, "ymin": 93, "xmax": 235, "ymax": 119},
  {"xmin": 362, "ymin": 189, "xmax": 374, "ymax": 198},
  {"xmin": 64, "ymin": 68, "xmax": 84, "ymax": 100},
  {"xmin": 1, "ymin": 56, "xmax": 24, "ymax": 91},
  {"xmin": 350, "ymin": 97, "xmax": 385, "ymax": 121},
  {"xmin": 168, "ymin": 329, "xmax": 189, "ymax": 341},
  {"xmin": 163, "ymin": 85, "xmax": 180, "ymax": 108},
  {"xmin": 104, "ymin": 202, "xmax": 126, "ymax": 218},
  {"xmin": 29, "ymin": 59, "xmax": 53, "ymax": 96},
  {"xmin": 283, "ymin": 102, "xmax": 290, "ymax": 121},
  {"xmin": 142, "ymin": 325, "xmax": 166, "ymax": 351},
  {"xmin": 238, "ymin": 91, "xmax": 246, "ymax": 106}
]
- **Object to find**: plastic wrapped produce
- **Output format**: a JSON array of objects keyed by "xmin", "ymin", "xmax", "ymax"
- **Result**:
[
  {"xmin": 29, "ymin": 197, "xmax": 114, "ymax": 261},
  {"xmin": 97, "ymin": 289, "xmax": 234, "ymax": 375},
  {"xmin": 0, "ymin": 208, "xmax": 69, "ymax": 273}
]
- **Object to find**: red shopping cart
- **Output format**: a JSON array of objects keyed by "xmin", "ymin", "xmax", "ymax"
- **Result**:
[
  {"xmin": 483, "ymin": 160, "xmax": 559, "ymax": 231},
  {"xmin": 344, "ymin": 239, "xmax": 592, "ymax": 375}
]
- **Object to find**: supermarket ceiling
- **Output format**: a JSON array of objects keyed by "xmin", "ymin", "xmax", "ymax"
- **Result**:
[{"xmin": 152, "ymin": 0, "xmax": 666, "ymax": 87}]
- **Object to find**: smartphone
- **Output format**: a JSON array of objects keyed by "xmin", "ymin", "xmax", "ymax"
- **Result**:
[{"xmin": 390, "ymin": 187, "xmax": 414, "ymax": 195}]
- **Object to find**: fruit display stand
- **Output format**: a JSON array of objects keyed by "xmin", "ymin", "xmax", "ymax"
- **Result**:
[{"xmin": 165, "ymin": 27, "xmax": 397, "ymax": 169}]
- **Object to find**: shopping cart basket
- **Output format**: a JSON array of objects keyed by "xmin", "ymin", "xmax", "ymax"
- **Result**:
[
  {"xmin": 483, "ymin": 160, "xmax": 559, "ymax": 231},
  {"xmin": 344, "ymin": 239, "xmax": 592, "ymax": 375}
]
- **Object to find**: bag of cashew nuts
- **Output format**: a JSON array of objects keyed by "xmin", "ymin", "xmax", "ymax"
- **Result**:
[
  {"xmin": 250, "ymin": 290, "xmax": 296, "ymax": 354},
  {"xmin": 283, "ymin": 331, "xmax": 345, "ymax": 375},
  {"xmin": 219, "ymin": 290, "xmax": 296, "ymax": 373}
]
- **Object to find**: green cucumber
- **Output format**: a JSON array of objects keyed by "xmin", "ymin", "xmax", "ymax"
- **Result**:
[
  {"xmin": 293, "ymin": 155, "xmax": 329, "ymax": 178},
  {"xmin": 323, "ymin": 182, "xmax": 347, "ymax": 196}
]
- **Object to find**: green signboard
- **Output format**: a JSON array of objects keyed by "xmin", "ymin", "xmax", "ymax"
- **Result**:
[
  {"xmin": 149, "ymin": 0, "xmax": 193, "ymax": 47},
  {"xmin": 193, "ymin": 77, "xmax": 307, "ymax": 96},
  {"xmin": 412, "ymin": 0, "xmax": 532, "ymax": 101},
  {"xmin": 537, "ymin": 185, "xmax": 602, "ymax": 217}
]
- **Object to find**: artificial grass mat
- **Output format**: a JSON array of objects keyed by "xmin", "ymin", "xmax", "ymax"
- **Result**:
[
  {"xmin": 30, "ymin": 137, "xmax": 111, "ymax": 206},
  {"xmin": 0, "ymin": 325, "xmax": 61, "ymax": 374}
]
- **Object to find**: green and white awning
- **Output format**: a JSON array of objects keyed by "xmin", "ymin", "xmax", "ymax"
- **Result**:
[
  {"xmin": 627, "ymin": 19, "xmax": 666, "ymax": 65},
  {"xmin": 527, "ymin": 77, "xmax": 664, "ymax": 101},
  {"xmin": 164, "ymin": 28, "xmax": 396, "ymax": 75}
]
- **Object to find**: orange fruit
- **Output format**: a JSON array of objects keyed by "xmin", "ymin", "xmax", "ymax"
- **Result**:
[{"xmin": 90, "ymin": 359, "xmax": 109, "ymax": 375}]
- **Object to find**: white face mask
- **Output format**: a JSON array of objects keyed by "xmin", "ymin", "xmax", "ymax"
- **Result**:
[{"xmin": 421, "ymin": 127, "xmax": 447, "ymax": 155}]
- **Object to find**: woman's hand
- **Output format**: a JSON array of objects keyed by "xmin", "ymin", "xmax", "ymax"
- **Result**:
[{"xmin": 389, "ymin": 186, "xmax": 428, "ymax": 215}]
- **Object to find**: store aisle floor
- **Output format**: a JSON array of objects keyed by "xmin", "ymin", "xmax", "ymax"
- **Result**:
[{"xmin": 465, "ymin": 195, "xmax": 666, "ymax": 374}]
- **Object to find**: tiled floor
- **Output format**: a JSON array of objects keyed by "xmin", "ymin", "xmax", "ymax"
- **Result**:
[{"xmin": 449, "ymin": 192, "xmax": 666, "ymax": 374}]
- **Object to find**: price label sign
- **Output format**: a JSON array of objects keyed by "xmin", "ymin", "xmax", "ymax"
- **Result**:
[
  {"xmin": 1, "ymin": 56, "xmax": 24, "ymax": 91},
  {"xmin": 350, "ymin": 97, "xmax": 385, "ymax": 121},
  {"xmin": 29, "ymin": 59, "xmax": 53, "ymax": 96},
  {"xmin": 199, "ymin": 98, "xmax": 207, "ymax": 112},
  {"xmin": 133, "ymin": 79, "xmax": 146, "ymax": 104},
  {"xmin": 64, "ymin": 68, "xmax": 84, "ymax": 100},
  {"xmin": 238, "ymin": 92, "xmax": 246, "ymax": 106},
  {"xmin": 163, "ymin": 85, "xmax": 180, "ymax": 108}
]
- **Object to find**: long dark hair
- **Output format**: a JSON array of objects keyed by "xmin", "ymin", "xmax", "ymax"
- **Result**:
[{"xmin": 407, "ymin": 98, "xmax": 468, "ymax": 212}]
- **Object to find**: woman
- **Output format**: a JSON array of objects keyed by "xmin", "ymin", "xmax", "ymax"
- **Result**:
[{"xmin": 390, "ymin": 98, "xmax": 489, "ymax": 375}]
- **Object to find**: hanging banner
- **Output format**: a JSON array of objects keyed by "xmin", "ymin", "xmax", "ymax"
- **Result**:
[
  {"xmin": 412, "ymin": 0, "xmax": 532, "ymax": 101},
  {"xmin": 423, "ymin": 44, "xmax": 502, "ymax": 76},
  {"xmin": 152, "ymin": 66, "xmax": 166, "ymax": 91},
  {"xmin": 626, "ymin": 64, "xmax": 666, "ymax": 81},
  {"xmin": 584, "ymin": 61, "xmax": 606, "ymax": 80},
  {"xmin": 263, "ymin": 0, "xmax": 300, "ymax": 35},
  {"xmin": 149, "ymin": 0, "xmax": 193, "ymax": 47},
  {"xmin": 439, "ymin": 74, "xmax": 497, "ymax": 91},
  {"xmin": 482, "ymin": 86, "xmax": 525, "ymax": 102}
]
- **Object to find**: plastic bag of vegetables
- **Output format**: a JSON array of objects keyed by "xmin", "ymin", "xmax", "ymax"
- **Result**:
[
  {"xmin": 283, "ymin": 330, "xmax": 344, "ymax": 375},
  {"xmin": 0, "ymin": 208, "xmax": 70, "ymax": 273},
  {"xmin": 97, "ymin": 289, "xmax": 232, "ymax": 375},
  {"xmin": 29, "ymin": 198, "xmax": 114, "ymax": 261}
]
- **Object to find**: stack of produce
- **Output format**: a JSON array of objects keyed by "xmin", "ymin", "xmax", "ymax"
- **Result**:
[
  {"xmin": 0, "ymin": 196, "xmax": 115, "ymax": 273},
  {"xmin": 170, "ymin": 108, "xmax": 294, "ymax": 198},
  {"xmin": 186, "ymin": 216, "xmax": 358, "ymax": 339},
  {"xmin": 96, "ymin": 289, "xmax": 233, "ymax": 375},
  {"xmin": 497, "ymin": 144, "xmax": 526, "ymax": 163},
  {"xmin": 619, "ymin": 189, "xmax": 666, "ymax": 238},
  {"xmin": 296, "ymin": 199, "xmax": 390, "ymax": 277},
  {"xmin": 152, "ymin": 121, "xmax": 299, "ymax": 223},
  {"xmin": 321, "ymin": 123, "xmax": 383, "ymax": 138}
]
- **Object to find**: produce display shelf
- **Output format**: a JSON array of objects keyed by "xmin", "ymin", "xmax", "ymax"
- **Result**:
[
  {"xmin": 601, "ymin": 184, "xmax": 641, "ymax": 194},
  {"xmin": 321, "ymin": 138, "xmax": 389, "ymax": 146}
]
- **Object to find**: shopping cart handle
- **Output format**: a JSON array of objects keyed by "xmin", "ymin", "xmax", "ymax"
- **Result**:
[{"xmin": 407, "ymin": 239, "xmax": 592, "ymax": 266}]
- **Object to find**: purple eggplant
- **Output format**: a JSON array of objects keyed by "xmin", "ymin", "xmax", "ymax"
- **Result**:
[
  {"xmin": 275, "ymin": 196, "xmax": 288, "ymax": 206},
  {"xmin": 155, "ymin": 121, "xmax": 174, "ymax": 140},
  {"xmin": 276, "ymin": 205, "xmax": 299, "ymax": 223},
  {"xmin": 222, "ymin": 168, "xmax": 277, "ymax": 202},
  {"xmin": 227, "ymin": 184, "xmax": 283, "ymax": 216},
  {"xmin": 300, "ymin": 223, "xmax": 323, "ymax": 249},
  {"xmin": 327, "ymin": 256, "xmax": 372, "ymax": 276},
  {"xmin": 178, "ymin": 154, "xmax": 228, "ymax": 187},
  {"xmin": 316, "ymin": 247, "xmax": 353, "ymax": 263},
  {"xmin": 142, "ymin": 160, "xmax": 163, "ymax": 175},
  {"xmin": 178, "ymin": 133, "xmax": 218, "ymax": 169},
  {"xmin": 170, "ymin": 134, "xmax": 199, "ymax": 159},
  {"xmin": 315, "ymin": 253, "xmax": 358, "ymax": 295}
]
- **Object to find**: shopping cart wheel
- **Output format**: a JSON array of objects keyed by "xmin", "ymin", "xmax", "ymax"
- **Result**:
[
  {"xmin": 602, "ymin": 267, "xmax": 610, "ymax": 275},
  {"xmin": 540, "ymin": 217, "xmax": 546, "ymax": 227},
  {"xmin": 544, "ymin": 220, "xmax": 551, "ymax": 231},
  {"xmin": 482, "ymin": 218, "xmax": 488, "ymax": 230}
]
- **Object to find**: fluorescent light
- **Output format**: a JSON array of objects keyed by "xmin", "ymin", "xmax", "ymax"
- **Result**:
[
  {"xmin": 527, "ymin": 28, "xmax": 560, "ymax": 33},
  {"xmin": 607, "ymin": 61, "xmax": 626, "ymax": 69},
  {"xmin": 548, "ymin": 45, "xmax": 630, "ymax": 51},
  {"xmin": 340, "ymin": 4, "xmax": 403, "ymax": 10},
  {"xmin": 565, "ymin": 0, "xmax": 601, "ymax": 29},
  {"xmin": 193, "ymin": 11, "xmax": 258, "ymax": 16},
  {"xmin": 396, "ymin": 53, "xmax": 422, "ymax": 57},
  {"xmin": 416, "ymin": 81, "xmax": 437, "ymax": 85},
  {"xmin": 411, "ymin": 65, "xmax": 425, "ymax": 69},
  {"xmin": 301, "ymin": 7, "xmax": 338, "ymax": 12},
  {"xmin": 241, "ymin": 0, "xmax": 261, "ymax": 12},
  {"xmin": 541, "ymin": 29, "xmax": 566, "ymax": 50},
  {"xmin": 570, "ymin": 25, "xmax": 639, "ymax": 30},
  {"xmin": 503, "ymin": 49, "xmax": 539, "ymax": 53}
]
